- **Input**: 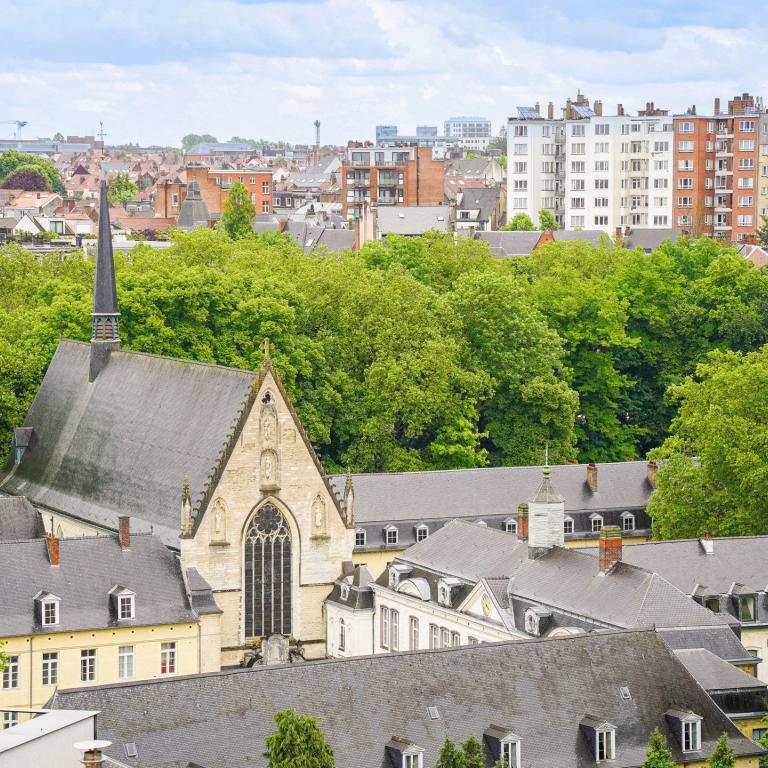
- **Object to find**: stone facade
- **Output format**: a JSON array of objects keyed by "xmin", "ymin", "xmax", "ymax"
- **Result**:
[{"xmin": 180, "ymin": 366, "xmax": 356, "ymax": 663}]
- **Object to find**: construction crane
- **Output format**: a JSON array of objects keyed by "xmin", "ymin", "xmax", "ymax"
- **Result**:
[{"xmin": 0, "ymin": 120, "xmax": 28, "ymax": 139}]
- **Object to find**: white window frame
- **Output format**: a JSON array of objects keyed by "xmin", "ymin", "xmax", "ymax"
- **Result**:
[
  {"xmin": 160, "ymin": 641, "xmax": 176, "ymax": 675},
  {"xmin": 118, "ymin": 645, "xmax": 134, "ymax": 679},
  {"xmin": 3, "ymin": 712, "xmax": 19, "ymax": 730},
  {"xmin": 440, "ymin": 627, "xmax": 451, "ymax": 649},
  {"xmin": 409, "ymin": 616, "xmax": 419, "ymax": 650},
  {"xmin": 355, "ymin": 528, "xmax": 366, "ymax": 547},
  {"xmin": 591, "ymin": 515, "xmax": 603, "ymax": 533},
  {"xmin": 415, "ymin": 525, "xmax": 429, "ymax": 543},
  {"xmin": 42, "ymin": 598, "xmax": 59, "ymax": 626},
  {"xmin": 596, "ymin": 729, "xmax": 616, "ymax": 761},
  {"xmin": 2, "ymin": 656, "xmax": 19, "ymax": 689},
  {"xmin": 500, "ymin": 738, "xmax": 521, "ymax": 768},
  {"xmin": 118, "ymin": 594, "xmax": 135, "ymax": 621},
  {"xmin": 391, "ymin": 610, "xmax": 400, "ymax": 651},
  {"xmin": 403, "ymin": 752, "xmax": 423, "ymax": 768},
  {"xmin": 429, "ymin": 623, "xmax": 439, "ymax": 649},
  {"xmin": 621, "ymin": 512, "xmax": 635, "ymax": 532},
  {"xmin": 42, "ymin": 652, "xmax": 58, "ymax": 686},
  {"xmin": 682, "ymin": 720, "xmax": 701, "ymax": 752},
  {"xmin": 385, "ymin": 526, "xmax": 398, "ymax": 546},
  {"xmin": 381, "ymin": 607, "xmax": 390, "ymax": 650},
  {"xmin": 504, "ymin": 519, "xmax": 517, "ymax": 534},
  {"xmin": 563, "ymin": 517, "xmax": 574, "ymax": 534},
  {"xmin": 80, "ymin": 649, "xmax": 96, "ymax": 682},
  {"xmin": 339, "ymin": 619, "xmax": 346, "ymax": 652}
]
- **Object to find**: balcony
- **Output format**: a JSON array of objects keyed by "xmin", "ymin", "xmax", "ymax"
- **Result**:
[
  {"xmin": 346, "ymin": 179, "xmax": 370, "ymax": 188},
  {"xmin": 714, "ymin": 222, "xmax": 732, "ymax": 231},
  {"xmin": 377, "ymin": 195, "xmax": 402, "ymax": 205},
  {"xmin": 377, "ymin": 174, "xmax": 402, "ymax": 186},
  {"xmin": 376, "ymin": 157, "xmax": 410, "ymax": 168},
  {"xmin": 350, "ymin": 159, "xmax": 372, "ymax": 167}
]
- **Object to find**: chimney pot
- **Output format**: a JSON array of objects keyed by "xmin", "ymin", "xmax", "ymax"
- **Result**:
[
  {"xmin": 547, "ymin": 101, "xmax": 554, "ymax": 120},
  {"xmin": 646, "ymin": 460, "xmax": 657, "ymax": 488},
  {"xmin": 118, "ymin": 516, "xmax": 130, "ymax": 549},
  {"xmin": 699, "ymin": 530, "xmax": 714, "ymax": 554},
  {"xmin": 586, "ymin": 462, "xmax": 598, "ymax": 493},
  {"xmin": 599, "ymin": 525, "xmax": 622, "ymax": 573},
  {"xmin": 516, "ymin": 503, "xmax": 529, "ymax": 540},
  {"xmin": 45, "ymin": 532, "xmax": 60, "ymax": 566}
]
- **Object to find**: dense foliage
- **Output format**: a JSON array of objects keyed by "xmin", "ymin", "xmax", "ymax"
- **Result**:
[
  {"xmin": 181, "ymin": 133, "xmax": 218, "ymax": 152},
  {"xmin": 0, "ymin": 168, "xmax": 50, "ymax": 191},
  {"xmin": 220, "ymin": 182, "xmax": 256, "ymax": 240},
  {"xmin": 0, "ymin": 150, "xmax": 65, "ymax": 194},
  {"xmin": 107, "ymin": 172, "xmax": 139, "ymax": 205},
  {"xmin": 642, "ymin": 728, "xmax": 675, "ymax": 768},
  {"xmin": 263, "ymin": 709, "xmax": 334, "ymax": 768},
  {"xmin": 2, "ymin": 231, "xmax": 768, "ymax": 496},
  {"xmin": 501, "ymin": 213, "xmax": 535, "ymax": 231},
  {"xmin": 707, "ymin": 734, "xmax": 735, "ymax": 768}
]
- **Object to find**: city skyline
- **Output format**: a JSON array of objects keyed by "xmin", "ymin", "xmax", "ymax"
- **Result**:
[{"xmin": 3, "ymin": 0, "xmax": 768, "ymax": 146}]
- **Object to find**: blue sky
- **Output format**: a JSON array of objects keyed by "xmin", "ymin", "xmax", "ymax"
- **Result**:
[{"xmin": 2, "ymin": 0, "xmax": 765, "ymax": 146}]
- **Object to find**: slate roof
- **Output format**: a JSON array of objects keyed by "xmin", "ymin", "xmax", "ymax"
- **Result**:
[
  {"xmin": 1, "ymin": 339, "xmax": 258, "ymax": 545},
  {"xmin": 0, "ymin": 533, "xmax": 198, "ymax": 637},
  {"xmin": 0, "ymin": 495, "xmax": 44, "ymax": 541},
  {"xmin": 95, "ymin": 180, "xmax": 118, "ymax": 314},
  {"xmin": 658, "ymin": 626, "xmax": 758, "ymax": 665},
  {"xmin": 377, "ymin": 206, "xmax": 451, "ymax": 236},
  {"xmin": 176, "ymin": 180, "xmax": 209, "ymax": 231},
  {"xmin": 588, "ymin": 536, "xmax": 768, "ymax": 596},
  {"xmin": 456, "ymin": 187, "xmax": 501, "ymax": 222},
  {"xmin": 284, "ymin": 221, "xmax": 355, "ymax": 253},
  {"xmin": 392, "ymin": 520, "xmax": 734, "ymax": 632},
  {"xmin": 477, "ymin": 230, "xmax": 544, "ymax": 257},
  {"xmin": 621, "ymin": 228, "xmax": 682, "ymax": 253},
  {"xmin": 674, "ymin": 648, "xmax": 767, "ymax": 693},
  {"xmin": 52, "ymin": 630, "xmax": 763, "ymax": 768},
  {"xmin": 330, "ymin": 460, "xmax": 653, "ymax": 526}
]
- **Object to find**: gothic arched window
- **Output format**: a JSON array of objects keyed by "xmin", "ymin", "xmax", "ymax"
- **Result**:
[{"xmin": 244, "ymin": 504, "xmax": 291, "ymax": 638}]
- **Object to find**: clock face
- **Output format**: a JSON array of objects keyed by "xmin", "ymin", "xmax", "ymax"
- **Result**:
[{"xmin": 482, "ymin": 594, "xmax": 492, "ymax": 617}]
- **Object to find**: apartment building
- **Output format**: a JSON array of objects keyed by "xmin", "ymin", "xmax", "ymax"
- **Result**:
[
  {"xmin": 673, "ymin": 94, "xmax": 765, "ymax": 241},
  {"xmin": 507, "ymin": 95, "xmax": 673, "ymax": 233},
  {"xmin": 156, "ymin": 165, "xmax": 273, "ymax": 219},
  {"xmin": 759, "ymin": 114, "xmax": 768, "ymax": 223},
  {"xmin": 340, "ymin": 143, "xmax": 445, "ymax": 220},
  {"xmin": 443, "ymin": 116, "xmax": 492, "ymax": 150}
]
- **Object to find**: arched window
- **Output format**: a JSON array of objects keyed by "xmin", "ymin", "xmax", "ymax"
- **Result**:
[
  {"xmin": 244, "ymin": 504, "xmax": 291, "ymax": 638},
  {"xmin": 339, "ymin": 619, "xmax": 346, "ymax": 651}
]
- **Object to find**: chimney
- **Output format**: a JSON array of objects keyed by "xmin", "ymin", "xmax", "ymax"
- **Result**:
[
  {"xmin": 586, "ymin": 462, "xmax": 598, "ymax": 493},
  {"xmin": 617, "ymin": 103, "xmax": 624, "ymax": 116},
  {"xmin": 118, "ymin": 516, "xmax": 130, "ymax": 549},
  {"xmin": 714, "ymin": 97, "xmax": 720, "ymax": 115},
  {"xmin": 646, "ymin": 460, "xmax": 657, "ymax": 488},
  {"xmin": 598, "ymin": 526, "xmax": 622, "ymax": 573},
  {"xmin": 45, "ymin": 531, "xmax": 60, "ymax": 566},
  {"xmin": 594, "ymin": 100, "xmax": 603, "ymax": 116},
  {"xmin": 527, "ymin": 466, "xmax": 565, "ymax": 558},
  {"xmin": 699, "ymin": 531, "xmax": 714, "ymax": 555},
  {"xmin": 534, "ymin": 101, "xmax": 541, "ymax": 115},
  {"xmin": 516, "ymin": 503, "xmax": 529, "ymax": 540},
  {"xmin": 75, "ymin": 740, "xmax": 112, "ymax": 768},
  {"xmin": 547, "ymin": 101, "xmax": 554, "ymax": 120}
]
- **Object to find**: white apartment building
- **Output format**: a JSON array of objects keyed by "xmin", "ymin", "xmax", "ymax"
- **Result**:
[
  {"xmin": 507, "ymin": 104, "xmax": 674, "ymax": 233},
  {"xmin": 443, "ymin": 116, "xmax": 492, "ymax": 150}
]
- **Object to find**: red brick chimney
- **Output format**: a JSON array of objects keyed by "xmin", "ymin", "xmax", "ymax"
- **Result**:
[
  {"xmin": 586, "ymin": 463, "xmax": 598, "ymax": 493},
  {"xmin": 599, "ymin": 525, "xmax": 622, "ymax": 573},
  {"xmin": 646, "ymin": 460, "xmax": 658, "ymax": 488},
  {"xmin": 118, "ymin": 516, "xmax": 130, "ymax": 550},
  {"xmin": 517, "ymin": 503, "xmax": 529, "ymax": 540},
  {"xmin": 45, "ymin": 532, "xmax": 60, "ymax": 566}
]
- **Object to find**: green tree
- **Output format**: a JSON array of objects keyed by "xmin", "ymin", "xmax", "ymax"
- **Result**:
[
  {"xmin": 708, "ymin": 733, "xmax": 735, "ymax": 768},
  {"xmin": 461, "ymin": 735, "xmax": 483, "ymax": 768},
  {"xmin": 756, "ymin": 215, "xmax": 768, "ymax": 248},
  {"xmin": 0, "ymin": 167, "xmax": 50, "ymax": 191},
  {"xmin": 642, "ymin": 728, "xmax": 675, "ymax": 768},
  {"xmin": 435, "ymin": 737, "xmax": 465, "ymax": 768},
  {"xmin": 107, "ymin": 173, "xmax": 138, "ymax": 206},
  {"xmin": 649, "ymin": 346, "xmax": 768, "ymax": 539},
  {"xmin": 495, "ymin": 155, "xmax": 507, "ymax": 169},
  {"xmin": 538, "ymin": 208, "xmax": 559, "ymax": 231},
  {"xmin": 0, "ymin": 640, "xmax": 6, "ymax": 673},
  {"xmin": 220, "ymin": 182, "xmax": 256, "ymax": 240},
  {"xmin": 0, "ymin": 150, "xmax": 64, "ymax": 194},
  {"xmin": 181, "ymin": 133, "xmax": 218, "ymax": 152},
  {"xmin": 501, "ymin": 213, "xmax": 536, "ymax": 231},
  {"xmin": 52, "ymin": 132, "xmax": 65, "ymax": 142},
  {"xmin": 263, "ymin": 709, "xmax": 334, "ymax": 768}
]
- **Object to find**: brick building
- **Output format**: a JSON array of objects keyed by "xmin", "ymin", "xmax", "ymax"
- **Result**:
[
  {"xmin": 156, "ymin": 166, "xmax": 273, "ymax": 221},
  {"xmin": 341, "ymin": 143, "xmax": 446, "ymax": 220},
  {"xmin": 673, "ymin": 94, "xmax": 766, "ymax": 241}
]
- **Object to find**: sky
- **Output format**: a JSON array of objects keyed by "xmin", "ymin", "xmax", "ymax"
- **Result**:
[{"xmin": 2, "ymin": 0, "xmax": 766, "ymax": 147}]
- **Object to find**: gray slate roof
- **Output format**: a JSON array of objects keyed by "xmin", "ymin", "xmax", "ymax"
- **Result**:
[
  {"xmin": 674, "ymin": 648, "xmax": 767, "ymax": 693},
  {"xmin": 394, "ymin": 520, "xmax": 734, "ymax": 632},
  {"xmin": 95, "ymin": 180, "xmax": 118, "ymax": 314},
  {"xmin": 331, "ymin": 461, "xmax": 653, "ymax": 525},
  {"xmin": 177, "ymin": 180, "xmax": 210, "ymax": 231},
  {"xmin": 0, "ymin": 533, "xmax": 197, "ymax": 636},
  {"xmin": 284, "ymin": 221, "xmax": 355, "ymax": 253},
  {"xmin": 456, "ymin": 187, "xmax": 501, "ymax": 221},
  {"xmin": 378, "ymin": 206, "xmax": 451, "ymax": 236},
  {"xmin": 1, "ymin": 339, "xmax": 257, "ymax": 545},
  {"xmin": 0, "ymin": 495, "xmax": 44, "ymax": 541},
  {"xmin": 475, "ymin": 230, "xmax": 543, "ymax": 257},
  {"xmin": 52, "ymin": 630, "xmax": 763, "ymax": 768},
  {"xmin": 621, "ymin": 228, "xmax": 682, "ymax": 253},
  {"xmin": 658, "ymin": 626, "xmax": 758, "ymax": 664}
]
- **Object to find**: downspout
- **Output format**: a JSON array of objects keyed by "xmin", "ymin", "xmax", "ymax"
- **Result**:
[
  {"xmin": 198, "ymin": 619, "xmax": 202, "ymax": 674},
  {"xmin": 29, "ymin": 635, "xmax": 33, "ymax": 710}
]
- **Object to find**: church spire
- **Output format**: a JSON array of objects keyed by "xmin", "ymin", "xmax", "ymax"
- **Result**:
[{"xmin": 89, "ymin": 178, "xmax": 121, "ymax": 382}]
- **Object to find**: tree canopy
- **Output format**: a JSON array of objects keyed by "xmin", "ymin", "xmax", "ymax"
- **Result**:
[
  {"xmin": 0, "ymin": 150, "xmax": 64, "ymax": 194},
  {"xmin": 642, "ymin": 728, "xmax": 675, "ymax": 768},
  {"xmin": 707, "ymin": 734, "xmax": 735, "ymax": 768},
  {"xmin": 263, "ymin": 709, "xmax": 334, "ymax": 768},
  {"xmin": 501, "ymin": 213, "xmax": 536, "ymax": 231},
  {"xmin": 181, "ymin": 133, "xmax": 218, "ymax": 152},
  {"xmin": 220, "ymin": 182, "xmax": 256, "ymax": 240},
  {"xmin": 108, "ymin": 173, "xmax": 138, "ymax": 206},
  {"xmin": 0, "ymin": 167, "xmax": 50, "ymax": 191},
  {"xmin": 538, "ymin": 208, "xmax": 559, "ymax": 231}
]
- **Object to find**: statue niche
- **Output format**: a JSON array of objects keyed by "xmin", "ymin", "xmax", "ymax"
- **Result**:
[
  {"xmin": 210, "ymin": 497, "xmax": 228, "ymax": 544},
  {"xmin": 260, "ymin": 449, "xmax": 279, "ymax": 492},
  {"xmin": 311, "ymin": 493, "xmax": 328, "ymax": 539},
  {"xmin": 260, "ymin": 401, "xmax": 277, "ymax": 448}
]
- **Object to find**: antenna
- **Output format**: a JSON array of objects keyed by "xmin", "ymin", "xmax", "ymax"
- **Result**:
[{"xmin": 97, "ymin": 121, "xmax": 107, "ymax": 143}]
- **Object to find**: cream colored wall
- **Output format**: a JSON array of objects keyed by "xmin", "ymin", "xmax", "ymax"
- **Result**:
[
  {"xmin": 181, "ymin": 369, "xmax": 356, "ymax": 662},
  {"xmin": 352, "ymin": 549, "xmax": 398, "ymax": 578},
  {"xmin": 1, "ymin": 622, "xmax": 202, "ymax": 722},
  {"xmin": 45, "ymin": 511, "xmax": 105, "ymax": 539},
  {"xmin": 326, "ymin": 603, "xmax": 375, "ymax": 658},
  {"xmin": 741, "ymin": 626, "xmax": 768, "ymax": 683}
]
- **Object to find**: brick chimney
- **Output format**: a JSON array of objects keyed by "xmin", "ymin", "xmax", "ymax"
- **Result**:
[
  {"xmin": 118, "ymin": 516, "xmax": 130, "ymax": 550},
  {"xmin": 646, "ymin": 460, "xmax": 657, "ymax": 488},
  {"xmin": 714, "ymin": 97, "xmax": 721, "ymax": 115},
  {"xmin": 45, "ymin": 532, "xmax": 60, "ymax": 566},
  {"xmin": 599, "ymin": 525, "xmax": 622, "ymax": 573},
  {"xmin": 547, "ymin": 101, "xmax": 554, "ymax": 120},
  {"xmin": 517, "ymin": 503, "xmax": 529, "ymax": 540},
  {"xmin": 594, "ymin": 100, "xmax": 603, "ymax": 116},
  {"xmin": 586, "ymin": 462, "xmax": 598, "ymax": 493},
  {"xmin": 617, "ymin": 103, "xmax": 624, "ymax": 116}
]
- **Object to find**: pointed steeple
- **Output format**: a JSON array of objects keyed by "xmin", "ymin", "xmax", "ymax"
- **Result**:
[{"xmin": 89, "ymin": 178, "xmax": 121, "ymax": 382}]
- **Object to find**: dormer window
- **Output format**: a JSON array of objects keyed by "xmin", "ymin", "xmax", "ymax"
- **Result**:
[
  {"xmin": 119, "ymin": 594, "xmax": 135, "ymax": 620},
  {"xmin": 739, "ymin": 594, "xmax": 757, "ymax": 622},
  {"xmin": 596, "ymin": 728, "xmax": 615, "ymax": 761},
  {"xmin": 590, "ymin": 514, "xmax": 603, "ymax": 533},
  {"xmin": 500, "ymin": 738, "xmax": 521, "ymax": 767},
  {"xmin": 666, "ymin": 709, "xmax": 702, "ymax": 753},
  {"xmin": 388, "ymin": 563, "xmax": 411, "ymax": 590},
  {"xmin": 385, "ymin": 526, "xmax": 399, "ymax": 546},
  {"xmin": 355, "ymin": 528, "xmax": 366, "ymax": 547},
  {"xmin": 415, "ymin": 524, "xmax": 429, "ymax": 543},
  {"xmin": 404, "ymin": 753, "xmax": 422, "ymax": 768},
  {"xmin": 484, "ymin": 727, "xmax": 521, "ymax": 767},
  {"xmin": 42, "ymin": 598, "xmax": 59, "ymax": 626},
  {"xmin": 705, "ymin": 596, "xmax": 720, "ymax": 613},
  {"xmin": 386, "ymin": 738, "xmax": 423, "ymax": 768},
  {"xmin": 437, "ymin": 577, "xmax": 461, "ymax": 608},
  {"xmin": 340, "ymin": 583, "xmax": 350, "ymax": 601},
  {"xmin": 682, "ymin": 720, "xmax": 700, "ymax": 752},
  {"xmin": 109, "ymin": 586, "xmax": 136, "ymax": 622},
  {"xmin": 504, "ymin": 518, "xmax": 517, "ymax": 534},
  {"xmin": 564, "ymin": 516, "xmax": 574, "ymax": 534},
  {"xmin": 620, "ymin": 511, "xmax": 635, "ymax": 532}
]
